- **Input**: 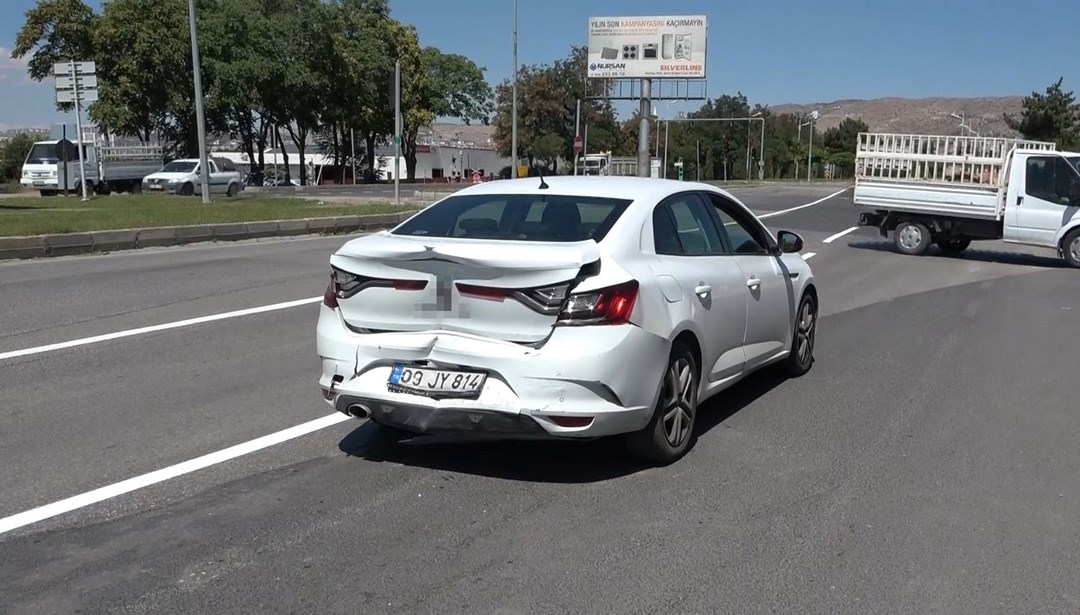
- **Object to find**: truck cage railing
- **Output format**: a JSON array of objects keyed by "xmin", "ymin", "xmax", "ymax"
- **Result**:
[
  {"xmin": 855, "ymin": 132, "xmax": 1056, "ymax": 188},
  {"xmin": 98, "ymin": 145, "xmax": 165, "ymax": 162}
]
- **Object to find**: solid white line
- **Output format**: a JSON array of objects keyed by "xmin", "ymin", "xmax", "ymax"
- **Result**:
[
  {"xmin": 757, "ymin": 186, "xmax": 851, "ymax": 219},
  {"xmin": 0, "ymin": 412, "xmax": 351, "ymax": 535},
  {"xmin": 0, "ymin": 296, "xmax": 323, "ymax": 362},
  {"xmin": 802, "ymin": 252, "xmax": 817, "ymax": 260},
  {"xmin": 823, "ymin": 226, "xmax": 859, "ymax": 244}
]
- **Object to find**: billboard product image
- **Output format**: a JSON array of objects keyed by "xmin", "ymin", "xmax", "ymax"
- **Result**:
[{"xmin": 587, "ymin": 16, "xmax": 708, "ymax": 79}]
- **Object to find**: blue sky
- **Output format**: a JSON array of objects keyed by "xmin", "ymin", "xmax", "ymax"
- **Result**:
[{"xmin": 3, "ymin": 0, "xmax": 1080, "ymax": 129}]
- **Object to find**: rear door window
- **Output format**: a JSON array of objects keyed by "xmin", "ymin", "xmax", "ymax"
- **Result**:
[{"xmin": 393, "ymin": 194, "xmax": 632, "ymax": 242}]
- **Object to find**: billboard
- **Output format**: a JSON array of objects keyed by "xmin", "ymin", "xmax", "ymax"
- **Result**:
[{"xmin": 587, "ymin": 15, "xmax": 708, "ymax": 79}]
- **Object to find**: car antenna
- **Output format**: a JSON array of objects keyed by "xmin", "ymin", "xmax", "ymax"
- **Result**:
[{"xmin": 537, "ymin": 168, "xmax": 549, "ymax": 190}]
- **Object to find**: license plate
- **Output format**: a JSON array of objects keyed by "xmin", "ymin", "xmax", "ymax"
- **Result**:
[
  {"xmin": 149, "ymin": 185, "xmax": 163, "ymax": 190},
  {"xmin": 388, "ymin": 364, "xmax": 486, "ymax": 398}
]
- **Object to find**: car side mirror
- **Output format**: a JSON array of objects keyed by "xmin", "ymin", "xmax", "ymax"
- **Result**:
[{"xmin": 777, "ymin": 230, "xmax": 804, "ymax": 254}]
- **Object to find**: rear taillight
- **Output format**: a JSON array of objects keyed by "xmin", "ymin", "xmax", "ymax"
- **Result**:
[
  {"xmin": 556, "ymin": 280, "xmax": 638, "ymax": 326},
  {"xmin": 323, "ymin": 271, "xmax": 339, "ymax": 308},
  {"xmin": 456, "ymin": 282, "xmax": 569, "ymax": 315},
  {"xmin": 323, "ymin": 267, "xmax": 427, "ymax": 308}
]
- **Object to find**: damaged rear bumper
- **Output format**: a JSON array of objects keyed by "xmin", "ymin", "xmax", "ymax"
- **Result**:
[{"xmin": 315, "ymin": 304, "xmax": 669, "ymax": 439}]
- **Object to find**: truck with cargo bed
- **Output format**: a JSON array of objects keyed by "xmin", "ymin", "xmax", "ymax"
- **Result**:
[
  {"xmin": 19, "ymin": 129, "xmax": 164, "ymax": 197},
  {"xmin": 852, "ymin": 132, "xmax": 1080, "ymax": 267}
]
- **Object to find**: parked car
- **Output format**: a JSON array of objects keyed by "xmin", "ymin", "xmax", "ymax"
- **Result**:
[
  {"xmin": 316, "ymin": 176, "xmax": 818, "ymax": 464},
  {"xmin": 142, "ymin": 157, "xmax": 245, "ymax": 196}
]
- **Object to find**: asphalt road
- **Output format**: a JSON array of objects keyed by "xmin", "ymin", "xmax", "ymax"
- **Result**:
[{"xmin": 2, "ymin": 184, "xmax": 1078, "ymax": 614}]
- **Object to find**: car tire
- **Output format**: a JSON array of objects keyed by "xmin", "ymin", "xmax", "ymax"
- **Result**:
[
  {"xmin": 1063, "ymin": 229, "xmax": 1080, "ymax": 269},
  {"xmin": 784, "ymin": 291, "xmax": 818, "ymax": 378},
  {"xmin": 227, "ymin": 182, "xmax": 238, "ymax": 197},
  {"xmin": 937, "ymin": 238, "xmax": 970, "ymax": 255},
  {"xmin": 894, "ymin": 221, "xmax": 931, "ymax": 255},
  {"xmin": 180, "ymin": 182, "xmax": 194, "ymax": 196},
  {"xmin": 625, "ymin": 342, "xmax": 699, "ymax": 465}
]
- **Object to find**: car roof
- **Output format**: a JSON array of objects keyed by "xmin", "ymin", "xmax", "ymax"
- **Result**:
[{"xmin": 450, "ymin": 175, "xmax": 737, "ymax": 205}]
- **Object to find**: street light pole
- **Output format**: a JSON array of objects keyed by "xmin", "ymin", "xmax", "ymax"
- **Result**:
[
  {"xmin": 511, "ymin": 0, "xmax": 518, "ymax": 178},
  {"xmin": 186, "ymin": 0, "xmax": 210, "ymax": 203}
]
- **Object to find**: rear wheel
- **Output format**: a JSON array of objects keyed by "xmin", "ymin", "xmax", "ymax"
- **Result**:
[
  {"xmin": 1064, "ymin": 229, "xmax": 1080, "ymax": 269},
  {"xmin": 625, "ymin": 343, "xmax": 699, "ymax": 465},
  {"xmin": 937, "ymin": 238, "xmax": 971, "ymax": 255},
  {"xmin": 784, "ymin": 291, "xmax": 817, "ymax": 377},
  {"xmin": 895, "ymin": 221, "xmax": 932, "ymax": 255},
  {"xmin": 226, "ymin": 182, "xmax": 239, "ymax": 197}
]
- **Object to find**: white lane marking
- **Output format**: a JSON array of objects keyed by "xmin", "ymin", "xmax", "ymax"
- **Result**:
[
  {"xmin": 0, "ymin": 412, "xmax": 351, "ymax": 535},
  {"xmin": 0, "ymin": 296, "xmax": 322, "ymax": 361},
  {"xmin": 823, "ymin": 226, "xmax": 859, "ymax": 244},
  {"xmin": 802, "ymin": 252, "xmax": 817, "ymax": 260},
  {"xmin": 757, "ymin": 186, "xmax": 851, "ymax": 219}
]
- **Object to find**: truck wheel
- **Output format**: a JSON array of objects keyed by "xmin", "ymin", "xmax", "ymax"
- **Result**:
[
  {"xmin": 1063, "ymin": 229, "xmax": 1080, "ymax": 269},
  {"xmin": 937, "ymin": 238, "xmax": 970, "ymax": 255},
  {"xmin": 895, "ymin": 221, "xmax": 931, "ymax": 256}
]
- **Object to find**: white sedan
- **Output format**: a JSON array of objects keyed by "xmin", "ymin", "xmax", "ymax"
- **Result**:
[{"xmin": 316, "ymin": 176, "xmax": 818, "ymax": 464}]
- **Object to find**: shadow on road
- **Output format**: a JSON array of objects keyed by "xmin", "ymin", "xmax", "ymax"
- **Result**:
[
  {"xmin": 337, "ymin": 367, "xmax": 790, "ymax": 483},
  {"xmin": 848, "ymin": 239, "xmax": 1067, "ymax": 269}
]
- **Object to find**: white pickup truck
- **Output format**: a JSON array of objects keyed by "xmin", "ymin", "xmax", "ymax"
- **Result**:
[
  {"xmin": 20, "ymin": 137, "xmax": 163, "ymax": 196},
  {"xmin": 853, "ymin": 132, "xmax": 1080, "ymax": 267},
  {"xmin": 141, "ymin": 157, "xmax": 245, "ymax": 197}
]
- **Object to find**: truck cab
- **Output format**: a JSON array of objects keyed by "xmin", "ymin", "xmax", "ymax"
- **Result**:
[
  {"xmin": 1002, "ymin": 151, "xmax": 1080, "ymax": 251},
  {"xmin": 19, "ymin": 139, "xmax": 90, "ymax": 196}
]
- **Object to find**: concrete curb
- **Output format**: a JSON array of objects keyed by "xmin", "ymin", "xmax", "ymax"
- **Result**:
[{"xmin": 0, "ymin": 209, "xmax": 420, "ymax": 261}]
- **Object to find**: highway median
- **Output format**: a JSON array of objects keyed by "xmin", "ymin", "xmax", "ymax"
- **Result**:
[{"xmin": 0, "ymin": 194, "xmax": 421, "ymax": 260}]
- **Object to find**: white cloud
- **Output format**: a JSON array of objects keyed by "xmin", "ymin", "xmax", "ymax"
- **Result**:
[{"xmin": 0, "ymin": 46, "xmax": 29, "ymax": 71}]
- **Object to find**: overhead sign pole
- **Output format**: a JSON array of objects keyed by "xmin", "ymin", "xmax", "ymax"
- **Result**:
[{"xmin": 54, "ymin": 60, "xmax": 98, "ymax": 201}]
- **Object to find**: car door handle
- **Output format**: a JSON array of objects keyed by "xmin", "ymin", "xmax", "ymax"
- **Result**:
[
  {"xmin": 746, "ymin": 276, "xmax": 761, "ymax": 289},
  {"xmin": 694, "ymin": 284, "xmax": 711, "ymax": 297},
  {"xmin": 1017, "ymin": 195, "xmax": 1023, "ymax": 206}
]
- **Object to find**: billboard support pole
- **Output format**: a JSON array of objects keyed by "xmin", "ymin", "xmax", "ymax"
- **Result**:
[{"xmin": 637, "ymin": 78, "xmax": 651, "ymax": 178}]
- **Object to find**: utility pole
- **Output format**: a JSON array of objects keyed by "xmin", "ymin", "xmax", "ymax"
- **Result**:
[
  {"xmin": 394, "ymin": 59, "xmax": 401, "ymax": 204},
  {"xmin": 511, "ymin": 0, "xmax": 518, "ymax": 178},
  {"xmin": 350, "ymin": 128, "xmax": 357, "ymax": 185},
  {"xmin": 573, "ymin": 98, "xmax": 581, "ymax": 176},
  {"xmin": 187, "ymin": 0, "xmax": 210, "ymax": 203}
]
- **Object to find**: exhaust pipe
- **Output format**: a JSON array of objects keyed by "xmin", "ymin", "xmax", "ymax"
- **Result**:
[{"xmin": 346, "ymin": 403, "xmax": 371, "ymax": 420}]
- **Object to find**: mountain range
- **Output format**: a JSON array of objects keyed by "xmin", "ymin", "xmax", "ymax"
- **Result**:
[{"xmin": 429, "ymin": 95, "xmax": 1028, "ymax": 145}]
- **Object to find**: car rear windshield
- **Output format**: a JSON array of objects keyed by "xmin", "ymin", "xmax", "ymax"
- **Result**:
[{"xmin": 391, "ymin": 193, "xmax": 632, "ymax": 242}]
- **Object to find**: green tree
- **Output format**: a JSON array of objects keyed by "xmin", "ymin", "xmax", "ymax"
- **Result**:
[
  {"xmin": 0, "ymin": 133, "xmax": 39, "ymax": 182},
  {"xmin": 491, "ymin": 46, "xmax": 619, "ymax": 167},
  {"xmin": 89, "ymin": 0, "xmax": 189, "ymax": 144},
  {"xmin": 1005, "ymin": 78, "xmax": 1080, "ymax": 149},
  {"xmin": 822, "ymin": 117, "xmax": 868, "ymax": 176},
  {"xmin": 530, "ymin": 134, "xmax": 564, "ymax": 172},
  {"xmin": 11, "ymin": 0, "xmax": 96, "ymax": 82}
]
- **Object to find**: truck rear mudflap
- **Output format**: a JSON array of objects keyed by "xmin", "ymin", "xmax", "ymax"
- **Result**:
[{"xmin": 858, "ymin": 211, "xmax": 889, "ymax": 237}]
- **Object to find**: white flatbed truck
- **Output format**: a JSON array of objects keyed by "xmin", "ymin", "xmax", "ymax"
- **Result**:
[
  {"xmin": 853, "ymin": 132, "xmax": 1080, "ymax": 267},
  {"xmin": 20, "ymin": 136, "xmax": 163, "ymax": 197}
]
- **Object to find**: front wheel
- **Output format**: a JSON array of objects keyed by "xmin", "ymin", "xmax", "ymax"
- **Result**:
[
  {"xmin": 895, "ymin": 221, "xmax": 932, "ymax": 255},
  {"xmin": 784, "ymin": 291, "xmax": 818, "ymax": 377},
  {"xmin": 1063, "ymin": 229, "xmax": 1080, "ymax": 269},
  {"xmin": 625, "ymin": 343, "xmax": 699, "ymax": 465},
  {"xmin": 179, "ymin": 182, "xmax": 194, "ymax": 196}
]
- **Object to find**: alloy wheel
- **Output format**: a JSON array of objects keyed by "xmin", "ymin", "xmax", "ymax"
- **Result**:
[{"xmin": 662, "ymin": 357, "xmax": 696, "ymax": 447}]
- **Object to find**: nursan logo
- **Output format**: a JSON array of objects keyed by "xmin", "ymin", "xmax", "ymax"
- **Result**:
[{"xmin": 591, "ymin": 62, "xmax": 626, "ymax": 71}]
